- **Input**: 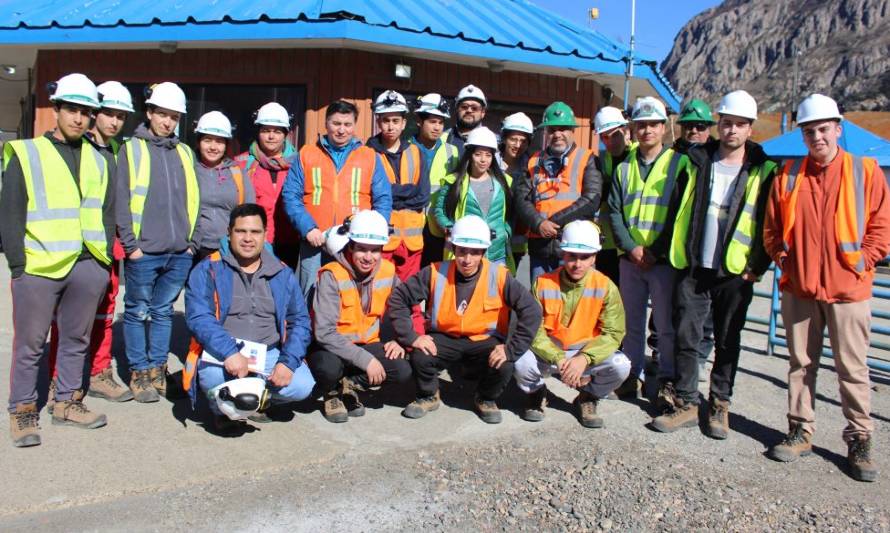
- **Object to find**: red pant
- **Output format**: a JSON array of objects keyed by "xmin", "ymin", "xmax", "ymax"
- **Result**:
[{"xmin": 383, "ymin": 242, "xmax": 424, "ymax": 334}]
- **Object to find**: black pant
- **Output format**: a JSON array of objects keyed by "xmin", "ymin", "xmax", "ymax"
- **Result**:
[
  {"xmin": 673, "ymin": 268, "xmax": 754, "ymax": 404},
  {"xmin": 595, "ymin": 248, "xmax": 620, "ymax": 286},
  {"xmin": 410, "ymin": 333, "xmax": 513, "ymax": 401},
  {"xmin": 306, "ymin": 342, "xmax": 413, "ymax": 394},
  {"xmin": 421, "ymin": 224, "xmax": 445, "ymax": 268}
]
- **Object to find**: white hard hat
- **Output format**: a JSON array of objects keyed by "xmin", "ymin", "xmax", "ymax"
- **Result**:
[
  {"xmin": 457, "ymin": 84, "xmax": 487, "ymax": 106},
  {"xmin": 716, "ymin": 90, "xmax": 758, "ymax": 121},
  {"xmin": 49, "ymin": 73, "xmax": 100, "ymax": 109},
  {"xmin": 195, "ymin": 111, "xmax": 233, "ymax": 139},
  {"xmin": 594, "ymin": 106, "xmax": 628, "ymax": 134},
  {"xmin": 415, "ymin": 93, "xmax": 450, "ymax": 118},
  {"xmin": 465, "ymin": 126, "xmax": 499, "ymax": 150},
  {"xmin": 255, "ymin": 102, "xmax": 291, "ymax": 129},
  {"xmin": 559, "ymin": 220, "xmax": 602, "ymax": 254},
  {"xmin": 796, "ymin": 93, "xmax": 843, "ymax": 125},
  {"xmin": 209, "ymin": 377, "xmax": 269, "ymax": 421},
  {"xmin": 96, "ymin": 81, "xmax": 134, "ymax": 113},
  {"xmin": 324, "ymin": 225, "xmax": 351, "ymax": 256},
  {"xmin": 450, "ymin": 215, "xmax": 492, "ymax": 250},
  {"xmin": 501, "ymin": 112, "xmax": 534, "ymax": 135},
  {"xmin": 631, "ymin": 97, "xmax": 667, "ymax": 122},
  {"xmin": 374, "ymin": 90, "xmax": 409, "ymax": 115},
  {"xmin": 348, "ymin": 210, "xmax": 390, "ymax": 246},
  {"xmin": 145, "ymin": 82, "xmax": 187, "ymax": 114}
]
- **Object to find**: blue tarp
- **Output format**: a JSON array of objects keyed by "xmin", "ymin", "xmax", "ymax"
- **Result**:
[{"xmin": 761, "ymin": 120, "xmax": 890, "ymax": 167}]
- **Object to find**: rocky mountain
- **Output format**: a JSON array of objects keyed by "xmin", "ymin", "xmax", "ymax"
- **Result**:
[{"xmin": 661, "ymin": 0, "xmax": 890, "ymax": 112}]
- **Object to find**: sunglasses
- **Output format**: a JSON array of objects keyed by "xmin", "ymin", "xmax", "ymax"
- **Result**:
[{"xmin": 686, "ymin": 123, "xmax": 710, "ymax": 132}]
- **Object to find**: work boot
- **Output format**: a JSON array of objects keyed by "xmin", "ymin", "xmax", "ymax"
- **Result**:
[
  {"xmin": 9, "ymin": 403, "xmax": 41, "ymax": 448},
  {"xmin": 768, "ymin": 423, "xmax": 813, "ymax": 462},
  {"xmin": 522, "ymin": 387, "xmax": 547, "ymax": 422},
  {"xmin": 847, "ymin": 435, "xmax": 878, "ymax": 482},
  {"xmin": 654, "ymin": 380, "xmax": 677, "ymax": 412},
  {"xmin": 130, "ymin": 369, "xmax": 160, "ymax": 403},
  {"xmin": 707, "ymin": 396, "xmax": 730, "ymax": 440},
  {"xmin": 340, "ymin": 377, "xmax": 366, "ymax": 417},
  {"xmin": 615, "ymin": 375, "xmax": 641, "ymax": 399},
  {"xmin": 474, "ymin": 394, "xmax": 502, "ymax": 424},
  {"xmin": 322, "ymin": 390, "xmax": 348, "ymax": 423},
  {"xmin": 46, "ymin": 380, "xmax": 57, "ymax": 415},
  {"xmin": 51, "ymin": 390, "xmax": 107, "ymax": 429},
  {"xmin": 651, "ymin": 399, "xmax": 699, "ymax": 433},
  {"xmin": 148, "ymin": 364, "xmax": 168, "ymax": 398},
  {"xmin": 88, "ymin": 368, "xmax": 134, "ymax": 402},
  {"xmin": 402, "ymin": 391, "xmax": 441, "ymax": 419},
  {"xmin": 574, "ymin": 391, "xmax": 604, "ymax": 428}
]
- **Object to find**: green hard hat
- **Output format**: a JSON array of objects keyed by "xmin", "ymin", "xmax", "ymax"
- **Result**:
[
  {"xmin": 678, "ymin": 99, "xmax": 716, "ymax": 124},
  {"xmin": 538, "ymin": 101, "xmax": 578, "ymax": 128}
]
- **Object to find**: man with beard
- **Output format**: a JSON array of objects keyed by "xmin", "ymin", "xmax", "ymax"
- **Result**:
[{"xmin": 443, "ymin": 84, "xmax": 487, "ymax": 154}]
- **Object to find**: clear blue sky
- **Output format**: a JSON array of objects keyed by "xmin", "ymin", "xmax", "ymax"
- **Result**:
[{"xmin": 548, "ymin": 0, "xmax": 721, "ymax": 64}]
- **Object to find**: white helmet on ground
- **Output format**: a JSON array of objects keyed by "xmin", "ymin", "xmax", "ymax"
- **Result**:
[
  {"xmin": 255, "ymin": 102, "xmax": 290, "ymax": 129},
  {"xmin": 501, "ymin": 112, "xmax": 534, "ymax": 135},
  {"xmin": 559, "ymin": 220, "xmax": 602, "ymax": 254},
  {"xmin": 49, "ymin": 73, "xmax": 100, "ymax": 109},
  {"xmin": 324, "ymin": 225, "xmax": 351, "ymax": 256},
  {"xmin": 716, "ymin": 90, "xmax": 758, "ymax": 121},
  {"xmin": 594, "ymin": 106, "xmax": 628, "ymax": 135},
  {"xmin": 96, "ymin": 81, "xmax": 134, "ymax": 113},
  {"xmin": 145, "ymin": 81, "xmax": 187, "ymax": 114},
  {"xmin": 457, "ymin": 84, "xmax": 487, "ymax": 107},
  {"xmin": 465, "ymin": 126, "xmax": 498, "ymax": 150},
  {"xmin": 415, "ymin": 93, "xmax": 450, "ymax": 118},
  {"xmin": 374, "ymin": 90, "xmax": 409, "ymax": 115},
  {"xmin": 195, "ymin": 111, "xmax": 233, "ymax": 138},
  {"xmin": 209, "ymin": 377, "xmax": 269, "ymax": 421},
  {"xmin": 450, "ymin": 215, "xmax": 492, "ymax": 250},
  {"xmin": 796, "ymin": 93, "xmax": 843, "ymax": 125},
  {"xmin": 631, "ymin": 97, "xmax": 668, "ymax": 122},
  {"xmin": 348, "ymin": 210, "xmax": 390, "ymax": 246}
]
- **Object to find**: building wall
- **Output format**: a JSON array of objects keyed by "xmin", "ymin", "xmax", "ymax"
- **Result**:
[{"xmin": 34, "ymin": 48, "xmax": 605, "ymax": 149}]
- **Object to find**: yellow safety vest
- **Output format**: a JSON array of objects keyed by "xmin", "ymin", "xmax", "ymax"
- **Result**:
[
  {"xmin": 3, "ymin": 137, "xmax": 110, "ymax": 279},
  {"xmin": 615, "ymin": 147, "xmax": 687, "ymax": 248},
  {"xmin": 421, "ymin": 139, "xmax": 459, "ymax": 238}
]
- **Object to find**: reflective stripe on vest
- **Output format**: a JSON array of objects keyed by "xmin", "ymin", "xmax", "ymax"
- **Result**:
[
  {"xmin": 317, "ymin": 259, "xmax": 397, "ymax": 344},
  {"xmin": 526, "ymin": 149, "xmax": 593, "ymax": 237},
  {"xmin": 381, "ymin": 144, "xmax": 425, "ymax": 252},
  {"xmin": 428, "ymin": 259, "xmax": 509, "ymax": 341},
  {"xmin": 425, "ymin": 141, "xmax": 459, "ymax": 238},
  {"xmin": 300, "ymin": 143, "xmax": 376, "ymax": 231},
  {"xmin": 536, "ymin": 269, "xmax": 608, "ymax": 350},
  {"xmin": 3, "ymin": 137, "xmax": 110, "ymax": 278},
  {"xmin": 616, "ymin": 148, "xmax": 685, "ymax": 247}
]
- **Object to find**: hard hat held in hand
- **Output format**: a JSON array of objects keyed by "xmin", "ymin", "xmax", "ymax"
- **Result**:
[
  {"xmin": 796, "ymin": 93, "xmax": 843, "ymax": 125},
  {"xmin": 594, "ymin": 106, "xmax": 628, "ymax": 134},
  {"xmin": 348, "ymin": 210, "xmax": 390, "ymax": 246},
  {"xmin": 631, "ymin": 97, "xmax": 667, "ymax": 122},
  {"xmin": 559, "ymin": 220, "xmax": 602, "ymax": 254},
  {"xmin": 716, "ymin": 90, "xmax": 757, "ymax": 122},
  {"xmin": 457, "ymin": 84, "xmax": 487, "ymax": 106},
  {"xmin": 539, "ymin": 101, "xmax": 578, "ymax": 129},
  {"xmin": 465, "ymin": 126, "xmax": 499, "ymax": 150},
  {"xmin": 49, "ymin": 73, "xmax": 101, "ymax": 109},
  {"xmin": 210, "ymin": 377, "xmax": 269, "ymax": 421},
  {"xmin": 678, "ymin": 99, "xmax": 716, "ymax": 124},
  {"xmin": 415, "ymin": 93, "xmax": 450, "ymax": 118},
  {"xmin": 450, "ymin": 215, "xmax": 492, "ymax": 250},
  {"xmin": 374, "ymin": 90, "xmax": 409, "ymax": 115},
  {"xmin": 145, "ymin": 81, "xmax": 187, "ymax": 114},
  {"xmin": 501, "ymin": 112, "xmax": 534, "ymax": 135},
  {"xmin": 255, "ymin": 102, "xmax": 290, "ymax": 128},
  {"xmin": 96, "ymin": 81, "xmax": 134, "ymax": 113},
  {"xmin": 324, "ymin": 224, "xmax": 351, "ymax": 256},
  {"xmin": 195, "ymin": 111, "xmax": 233, "ymax": 139}
]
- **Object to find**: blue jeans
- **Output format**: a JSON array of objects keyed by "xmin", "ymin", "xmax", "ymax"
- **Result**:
[
  {"xmin": 198, "ymin": 348, "xmax": 315, "ymax": 414},
  {"xmin": 123, "ymin": 251, "xmax": 192, "ymax": 371},
  {"xmin": 529, "ymin": 255, "xmax": 561, "ymax": 280},
  {"xmin": 297, "ymin": 241, "xmax": 332, "ymax": 301}
]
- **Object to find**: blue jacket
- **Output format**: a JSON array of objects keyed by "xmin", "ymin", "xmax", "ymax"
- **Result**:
[{"xmin": 280, "ymin": 135, "xmax": 393, "ymax": 236}]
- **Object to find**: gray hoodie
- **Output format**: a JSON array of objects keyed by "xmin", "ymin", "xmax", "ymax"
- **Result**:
[
  {"xmin": 191, "ymin": 158, "xmax": 256, "ymax": 252},
  {"xmin": 220, "ymin": 247, "xmax": 282, "ymax": 347}
]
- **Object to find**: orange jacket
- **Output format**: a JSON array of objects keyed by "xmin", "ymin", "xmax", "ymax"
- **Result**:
[
  {"xmin": 526, "ymin": 148, "xmax": 594, "ymax": 237},
  {"xmin": 299, "ymin": 144, "xmax": 376, "ymax": 231},
  {"xmin": 536, "ymin": 268, "xmax": 609, "ymax": 350},
  {"xmin": 317, "ymin": 259, "xmax": 397, "ymax": 344},
  {"xmin": 428, "ymin": 259, "xmax": 510, "ymax": 340}
]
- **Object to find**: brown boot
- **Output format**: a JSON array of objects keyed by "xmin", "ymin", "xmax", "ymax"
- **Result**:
[
  {"xmin": 522, "ymin": 387, "xmax": 547, "ymax": 422},
  {"xmin": 340, "ymin": 377, "xmax": 366, "ymax": 417},
  {"xmin": 130, "ymin": 370, "xmax": 159, "ymax": 403},
  {"xmin": 574, "ymin": 391, "xmax": 604, "ymax": 428},
  {"xmin": 848, "ymin": 435, "xmax": 878, "ymax": 482},
  {"xmin": 9, "ymin": 403, "xmax": 41, "ymax": 448},
  {"xmin": 89, "ymin": 368, "xmax": 134, "ymax": 402},
  {"xmin": 474, "ymin": 394, "xmax": 502, "ymax": 424},
  {"xmin": 707, "ymin": 396, "xmax": 730, "ymax": 440},
  {"xmin": 52, "ymin": 391, "xmax": 107, "ymax": 429},
  {"xmin": 655, "ymin": 380, "xmax": 677, "ymax": 412},
  {"xmin": 402, "ymin": 391, "xmax": 441, "ymax": 419},
  {"xmin": 46, "ymin": 380, "xmax": 57, "ymax": 415},
  {"xmin": 768, "ymin": 423, "xmax": 813, "ymax": 462},
  {"xmin": 651, "ymin": 399, "xmax": 699, "ymax": 433},
  {"xmin": 322, "ymin": 390, "xmax": 348, "ymax": 423},
  {"xmin": 615, "ymin": 376, "xmax": 641, "ymax": 399},
  {"xmin": 148, "ymin": 364, "xmax": 168, "ymax": 398}
]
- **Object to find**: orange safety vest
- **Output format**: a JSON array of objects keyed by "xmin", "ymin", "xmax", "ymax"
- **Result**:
[
  {"xmin": 317, "ymin": 259, "xmax": 397, "ymax": 344},
  {"xmin": 380, "ymin": 144, "xmax": 425, "ymax": 252},
  {"xmin": 300, "ymin": 143, "xmax": 376, "ymax": 231},
  {"xmin": 428, "ymin": 259, "xmax": 510, "ymax": 341},
  {"xmin": 536, "ymin": 268, "xmax": 609, "ymax": 351},
  {"xmin": 230, "ymin": 165, "xmax": 245, "ymax": 204},
  {"xmin": 526, "ymin": 147, "xmax": 594, "ymax": 237},
  {"xmin": 777, "ymin": 152, "xmax": 877, "ymax": 276}
]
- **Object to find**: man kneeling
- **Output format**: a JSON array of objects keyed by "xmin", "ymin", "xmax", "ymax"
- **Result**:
[
  {"xmin": 514, "ymin": 221, "xmax": 630, "ymax": 427},
  {"xmin": 185, "ymin": 204, "xmax": 315, "ymax": 432}
]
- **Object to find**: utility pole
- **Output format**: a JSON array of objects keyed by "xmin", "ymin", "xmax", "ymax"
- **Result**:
[
  {"xmin": 622, "ymin": 0, "xmax": 636, "ymax": 111},
  {"xmin": 791, "ymin": 46, "xmax": 801, "ymax": 126}
]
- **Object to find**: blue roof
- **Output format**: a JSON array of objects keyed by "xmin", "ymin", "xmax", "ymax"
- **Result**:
[
  {"xmin": 0, "ymin": 0, "xmax": 681, "ymax": 110},
  {"xmin": 762, "ymin": 121, "xmax": 890, "ymax": 167}
]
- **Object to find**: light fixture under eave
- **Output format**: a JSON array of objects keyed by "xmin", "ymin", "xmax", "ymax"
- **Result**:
[
  {"xmin": 394, "ymin": 63, "xmax": 412, "ymax": 79},
  {"xmin": 1, "ymin": 65, "xmax": 15, "ymax": 75},
  {"xmin": 159, "ymin": 41, "xmax": 178, "ymax": 54}
]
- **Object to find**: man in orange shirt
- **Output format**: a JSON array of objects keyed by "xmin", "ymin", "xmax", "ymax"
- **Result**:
[{"xmin": 763, "ymin": 94, "xmax": 890, "ymax": 482}]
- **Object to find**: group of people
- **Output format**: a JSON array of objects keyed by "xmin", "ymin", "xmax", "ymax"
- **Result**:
[{"xmin": 2, "ymin": 73, "xmax": 888, "ymax": 483}]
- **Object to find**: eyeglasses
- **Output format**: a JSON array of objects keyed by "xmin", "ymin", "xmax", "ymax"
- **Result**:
[
  {"xmin": 686, "ymin": 123, "xmax": 710, "ymax": 132},
  {"xmin": 458, "ymin": 102, "xmax": 483, "ymax": 113}
]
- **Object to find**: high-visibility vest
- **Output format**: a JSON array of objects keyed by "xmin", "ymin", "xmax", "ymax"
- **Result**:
[
  {"xmin": 421, "ymin": 139, "xmax": 459, "ymax": 238},
  {"xmin": 125, "ymin": 138, "xmax": 199, "ymax": 240},
  {"xmin": 669, "ymin": 159, "xmax": 777, "ymax": 274},
  {"xmin": 300, "ymin": 143, "xmax": 377, "ymax": 231},
  {"xmin": 615, "ymin": 147, "xmax": 687, "ymax": 247},
  {"xmin": 317, "ymin": 259, "xmax": 397, "ymax": 344},
  {"xmin": 536, "ymin": 268, "xmax": 609, "ymax": 350},
  {"xmin": 596, "ymin": 151, "xmax": 625, "ymax": 250},
  {"xmin": 428, "ymin": 259, "xmax": 510, "ymax": 341},
  {"xmin": 3, "ymin": 137, "xmax": 110, "ymax": 279},
  {"xmin": 380, "ymin": 144, "xmax": 424, "ymax": 252},
  {"xmin": 229, "ymin": 165, "xmax": 246, "ymax": 205},
  {"xmin": 526, "ymin": 147, "xmax": 594, "ymax": 238},
  {"xmin": 777, "ymin": 152, "xmax": 877, "ymax": 276}
]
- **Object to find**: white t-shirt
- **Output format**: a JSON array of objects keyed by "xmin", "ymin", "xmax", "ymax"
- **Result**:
[{"xmin": 700, "ymin": 160, "xmax": 742, "ymax": 269}]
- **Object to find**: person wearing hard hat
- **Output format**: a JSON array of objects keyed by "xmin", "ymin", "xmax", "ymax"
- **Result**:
[
  {"xmin": 652, "ymin": 90, "xmax": 778, "ymax": 439},
  {"xmin": 184, "ymin": 203, "xmax": 315, "ymax": 433},
  {"xmin": 514, "ymin": 220, "xmax": 629, "ymax": 427},
  {"xmin": 676, "ymin": 99, "xmax": 716, "ymax": 147},
  {"xmin": 763, "ymin": 94, "xmax": 890, "ymax": 482},
  {"xmin": 593, "ymin": 106, "xmax": 632, "ymax": 285},
  {"xmin": 514, "ymin": 101, "xmax": 602, "ymax": 279},
  {"xmin": 1, "ymin": 73, "xmax": 113, "ymax": 446},
  {"xmin": 389, "ymin": 215, "xmax": 542, "ymax": 424},
  {"xmin": 443, "ymin": 84, "xmax": 487, "ymax": 153},
  {"xmin": 281, "ymin": 99, "xmax": 393, "ymax": 298},
  {"xmin": 305, "ymin": 210, "xmax": 412, "ymax": 423},
  {"xmin": 115, "ymin": 81, "xmax": 200, "ymax": 403},
  {"xmin": 606, "ymin": 96, "xmax": 690, "ymax": 405},
  {"xmin": 190, "ymin": 111, "xmax": 255, "ymax": 260},
  {"xmin": 234, "ymin": 102, "xmax": 301, "ymax": 268},
  {"xmin": 499, "ymin": 112, "xmax": 534, "ymax": 270}
]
